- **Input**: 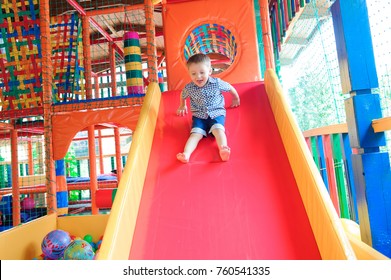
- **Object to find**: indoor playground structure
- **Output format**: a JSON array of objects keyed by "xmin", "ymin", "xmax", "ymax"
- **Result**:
[{"xmin": 0, "ymin": 0, "xmax": 390, "ymax": 260}]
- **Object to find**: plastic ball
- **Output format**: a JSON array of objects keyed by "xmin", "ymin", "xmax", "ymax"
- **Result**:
[
  {"xmin": 21, "ymin": 197, "xmax": 35, "ymax": 210},
  {"xmin": 83, "ymin": 234, "xmax": 93, "ymax": 244},
  {"xmin": 41, "ymin": 229, "xmax": 72, "ymax": 260},
  {"xmin": 63, "ymin": 239, "xmax": 95, "ymax": 260}
]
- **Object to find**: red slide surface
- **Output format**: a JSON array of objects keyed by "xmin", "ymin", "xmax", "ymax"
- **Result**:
[{"xmin": 130, "ymin": 82, "xmax": 321, "ymax": 259}]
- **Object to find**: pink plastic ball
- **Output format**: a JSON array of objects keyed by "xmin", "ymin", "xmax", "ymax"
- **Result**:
[{"xmin": 21, "ymin": 197, "xmax": 35, "ymax": 210}]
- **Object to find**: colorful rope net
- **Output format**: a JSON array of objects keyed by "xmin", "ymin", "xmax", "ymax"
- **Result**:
[
  {"xmin": 184, "ymin": 23, "xmax": 237, "ymax": 72},
  {"xmin": 0, "ymin": 1, "xmax": 86, "ymax": 112},
  {"xmin": 0, "ymin": 0, "xmax": 42, "ymax": 111},
  {"xmin": 50, "ymin": 14, "xmax": 85, "ymax": 103}
]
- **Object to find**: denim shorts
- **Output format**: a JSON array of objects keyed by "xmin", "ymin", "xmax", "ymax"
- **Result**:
[{"xmin": 191, "ymin": 115, "xmax": 225, "ymax": 137}]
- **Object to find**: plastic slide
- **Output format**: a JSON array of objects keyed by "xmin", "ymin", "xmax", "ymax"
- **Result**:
[{"xmin": 127, "ymin": 81, "xmax": 321, "ymax": 259}]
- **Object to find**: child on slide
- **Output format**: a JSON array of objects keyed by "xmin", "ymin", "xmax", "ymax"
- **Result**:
[{"xmin": 176, "ymin": 53, "xmax": 240, "ymax": 163}]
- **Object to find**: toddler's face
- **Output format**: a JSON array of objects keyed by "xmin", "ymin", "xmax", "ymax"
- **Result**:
[{"xmin": 187, "ymin": 62, "xmax": 212, "ymax": 88}]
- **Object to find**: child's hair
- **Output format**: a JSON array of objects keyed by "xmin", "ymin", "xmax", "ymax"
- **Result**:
[{"xmin": 186, "ymin": 53, "xmax": 211, "ymax": 67}]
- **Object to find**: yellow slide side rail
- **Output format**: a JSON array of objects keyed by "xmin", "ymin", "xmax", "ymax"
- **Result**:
[
  {"xmin": 97, "ymin": 83, "xmax": 161, "ymax": 260},
  {"xmin": 264, "ymin": 69, "xmax": 355, "ymax": 260}
]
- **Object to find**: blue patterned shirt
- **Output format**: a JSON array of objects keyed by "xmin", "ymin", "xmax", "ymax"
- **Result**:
[{"xmin": 182, "ymin": 77, "xmax": 232, "ymax": 119}]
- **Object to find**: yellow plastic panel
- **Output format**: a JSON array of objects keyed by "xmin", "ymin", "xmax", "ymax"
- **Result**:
[
  {"xmin": 57, "ymin": 214, "xmax": 109, "ymax": 242},
  {"xmin": 0, "ymin": 214, "xmax": 56, "ymax": 260},
  {"xmin": 264, "ymin": 69, "xmax": 355, "ymax": 260}
]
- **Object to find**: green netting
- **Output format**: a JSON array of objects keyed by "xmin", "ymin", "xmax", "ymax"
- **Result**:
[
  {"xmin": 279, "ymin": 1, "xmax": 346, "ymax": 132},
  {"xmin": 368, "ymin": 0, "xmax": 391, "ymax": 117},
  {"xmin": 367, "ymin": 0, "xmax": 391, "ymax": 152},
  {"xmin": 279, "ymin": 0, "xmax": 391, "ymax": 154}
]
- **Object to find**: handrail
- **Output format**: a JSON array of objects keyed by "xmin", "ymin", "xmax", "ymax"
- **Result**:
[
  {"xmin": 301, "ymin": 116, "xmax": 391, "ymax": 136},
  {"xmin": 372, "ymin": 116, "xmax": 391, "ymax": 133},
  {"xmin": 303, "ymin": 123, "xmax": 348, "ymax": 137}
]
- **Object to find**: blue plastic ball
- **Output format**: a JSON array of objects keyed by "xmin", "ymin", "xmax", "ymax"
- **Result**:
[
  {"xmin": 63, "ymin": 239, "xmax": 95, "ymax": 260},
  {"xmin": 41, "ymin": 229, "xmax": 72, "ymax": 260}
]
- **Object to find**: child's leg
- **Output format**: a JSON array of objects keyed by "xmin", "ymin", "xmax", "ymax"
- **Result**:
[
  {"xmin": 211, "ymin": 128, "xmax": 230, "ymax": 161},
  {"xmin": 177, "ymin": 132, "xmax": 203, "ymax": 163}
]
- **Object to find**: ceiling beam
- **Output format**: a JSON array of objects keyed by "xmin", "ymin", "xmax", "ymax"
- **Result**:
[
  {"xmin": 50, "ymin": 0, "xmax": 145, "ymax": 16},
  {"xmin": 90, "ymin": 23, "xmax": 163, "ymax": 40},
  {"xmin": 66, "ymin": 0, "xmax": 124, "ymax": 57},
  {"xmin": 86, "ymin": 4, "xmax": 144, "ymax": 17}
]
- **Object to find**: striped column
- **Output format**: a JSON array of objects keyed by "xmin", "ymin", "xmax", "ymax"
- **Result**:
[
  {"xmin": 123, "ymin": 31, "xmax": 144, "ymax": 96},
  {"xmin": 158, "ymin": 72, "xmax": 165, "ymax": 92},
  {"xmin": 55, "ymin": 159, "xmax": 68, "ymax": 215}
]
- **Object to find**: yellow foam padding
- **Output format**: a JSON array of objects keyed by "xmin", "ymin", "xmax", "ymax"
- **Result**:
[
  {"xmin": 0, "ymin": 214, "xmax": 109, "ymax": 260},
  {"xmin": 340, "ymin": 218, "xmax": 389, "ymax": 260},
  {"xmin": 125, "ymin": 62, "xmax": 143, "ymax": 72},
  {"xmin": 57, "ymin": 214, "xmax": 109, "ymax": 242},
  {"xmin": 0, "ymin": 214, "xmax": 57, "ymax": 260},
  {"xmin": 124, "ymin": 46, "xmax": 141, "ymax": 55},
  {"xmin": 264, "ymin": 69, "xmax": 356, "ymax": 260},
  {"xmin": 56, "ymin": 207, "xmax": 68, "ymax": 216},
  {"xmin": 97, "ymin": 82, "xmax": 161, "ymax": 260},
  {"xmin": 126, "ymin": 78, "xmax": 143, "ymax": 86},
  {"xmin": 18, "ymin": 174, "xmax": 46, "ymax": 187}
]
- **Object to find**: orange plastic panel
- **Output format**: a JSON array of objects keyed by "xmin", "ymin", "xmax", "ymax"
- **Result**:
[
  {"xmin": 163, "ymin": 0, "xmax": 261, "ymax": 90},
  {"xmin": 52, "ymin": 106, "xmax": 141, "ymax": 160}
]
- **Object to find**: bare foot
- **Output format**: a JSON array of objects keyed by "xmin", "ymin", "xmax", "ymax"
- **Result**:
[
  {"xmin": 177, "ymin": 153, "xmax": 189, "ymax": 163},
  {"xmin": 219, "ymin": 146, "xmax": 231, "ymax": 161}
]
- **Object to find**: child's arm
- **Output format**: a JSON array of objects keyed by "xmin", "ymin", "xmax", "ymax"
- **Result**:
[
  {"xmin": 177, "ymin": 91, "xmax": 188, "ymax": 116},
  {"xmin": 229, "ymin": 85, "xmax": 240, "ymax": 108}
]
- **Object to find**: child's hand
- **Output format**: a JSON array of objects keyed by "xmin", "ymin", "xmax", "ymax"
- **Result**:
[
  {"xmin": 177, "ymin": 105, "xmax": 188, "ymax": 116},
  {"xmin": 230, "ymin": 97, "xmax": 240, "ymax": 108}
]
